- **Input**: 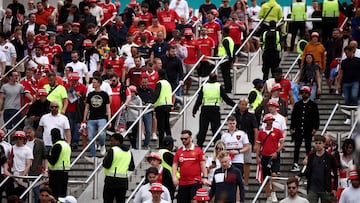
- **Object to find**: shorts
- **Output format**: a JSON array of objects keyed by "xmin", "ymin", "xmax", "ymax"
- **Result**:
[
  {"xmin": 261, "ymin": 153, "xmax": 280, "ymax": 178},
  {"xmin": 244, "ymin": 144, "xmax": 252, "ymax": 163}
]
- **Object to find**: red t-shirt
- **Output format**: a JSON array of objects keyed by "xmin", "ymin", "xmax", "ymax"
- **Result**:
[
  {"xmin": 256, "ymin": 128, "xmax": 284, "ymax": 156},
  {"xmin": 103, "ymin": 57, "xmax": 125, "ymax": 78},
  {"xmin": 20, "ymin": 77, "xmax": 37, "ymax": 105},
  {"xmin": 137, "ymin": 12, "xmax": 153, "ymax": 27},
  {"xmin": 34, "ymin": 33, "xmax": 49, "ymax": 47},
  {"xmin": 203, "ymin": 21, "xmax": 221, "ymax": 46},
  {"xmin": 99, "ymin": 2, "xmax": 117, "ymax": 25},
  {"xmin": 174, "ymin": 144, "xmax": 205, "ymax": 185},
  {"xmin": 110, "ymin": 83, "xmax": 130, "ymax": 115},
  {"xmin": 127, "ymin": 67, "xmax": 145, "ymax": 86},
  {"xmin": 183, "ymin": 39, "xmax": 200, "ymax": 64},
  {"xmin": 44, "ymin": 5, "xmax": 55, "ymax": 14},
  {"xmin": 43, "ymin": 44, "xmax": 63, "ymax": 62},
  {"xmin": 64, "ymin": 83, "xmax": 87, "ymax": 112},
  {"xmin": 37, "ymin": 76, "xmax": 64, "ymax": 89},
  {"xmin": 141, "ymin": 71, "xmax": 159, "ymax": 90},
  {"xmin": 157, "ymin": 9, "xmax": 180, "ymax": 32},
  {"xmin": 133, "ymin": 30, "xmax": 154, "ymax": 45},
  {"xmin": 128, "ymin": 25, "xmax": 139, "ymax": 35},
  {"xmin": 197, "ymin": 37, "xmax": 215, "ymax": 60},
  {"xmin": 35, "ymin": 11, "xmax": 51, "ymax": 25},
  {"xmin": 279, "ymin": 78, "xmax": 292, "ymax": 105},
  {"xmin": 224, "ymin": 21, "xmax": 244, "ymax": 45}
]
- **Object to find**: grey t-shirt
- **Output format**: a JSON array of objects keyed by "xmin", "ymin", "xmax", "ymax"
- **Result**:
[{"xmin": 0, "ymin": 83, "xmax": 24, "ymax": 110}]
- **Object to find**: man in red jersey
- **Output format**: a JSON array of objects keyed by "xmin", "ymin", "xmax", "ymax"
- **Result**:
[
  {"xmin": 157, "ymin": 0, "xmax": 180, "ymax": 41},
  {"xmin": 256, "ymin": 114, "xmax": 284, "ymax": 202},
  {"xmin": 35, "ymin": 2, "xmax": 50, "ymax": 25},
  {"xmin": 64, "ymin": 72, "xmax": 87, "ymax": 148},
  {"xmin": 20, "ymin": 67, "xmax": 37, "ymax": 113},
  {"xmin": 42, "ymin": 0, "xmax": 55, "ymax": 14},
  {"xmin": 103, "ymin": 47, "xmax": 125, "ymax": 82},
  {"xmin": 224, "ymin": 13, "xmax": 246, "ymax": 53},
  {"xmin": 141, "ymin": 62, "xmax": 158, "ymax": 90},
  {"xmin": 197, "ymin": 26, "xmax": 215, "ymax": 77},
  {"xmin": 133, "ymin": 21, "xmax": 154, "ymax": 46},
  {"xmin": 34, "ymin": 24, "xmax": 49, "ymax": 47},
  {"xmin": 43, "ymin": 33, "xmax": 62, "ymax": 62},
  {"xmin": 172, "ymin": 130, "xmax": 210, "ymax": 202},
  {"xmin": 99, "ymin": 0, "xmax": 117, "ymax": 27},
  {"xmin": 137, "ymin": 2, "xmax": 153, "ymax": 27},
  {"xmin": 183, "ymin": 28, "xmax": 200, "ymax": 95},
  {"xmin": 126, "ymin": 56, "xmax": 145, "ymax": 86},
  {"xmin": 203, "ymin": 10, "xmax": 221, "ymax": 55}
]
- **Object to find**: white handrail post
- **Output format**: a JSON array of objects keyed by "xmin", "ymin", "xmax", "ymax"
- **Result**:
[
  {"xmin": 351, "ymin": 109, "xmax": 356, "ymax": 126},
  {"xmin": 138, "ymin": 108, "xmax": 143, "ymax": 150},
  {"xmin": 233, "ymin": 67, "xmax": 237, "ymax": 93},
  {"xmin": 92, "ymin": 159, "xmax": 98, "ymax": 199},
  {"xmin": 337, "ymin": 132, "xmax": 341, "ymax": 151},
  {"xmin": 182, "ymin": 95, "xmax": 187, "ymax": 130},
  {"xmin": 247, "ymin": 57, "xmax": 251, "ymax": 82}
]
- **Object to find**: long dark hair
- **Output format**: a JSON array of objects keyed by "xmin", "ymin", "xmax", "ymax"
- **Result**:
[
  {"xmin": 342, "ymin": 139, "xmax": 355, "ymax": 157},
  {"xmin": 51, "ymin": 54, "xmax": 65, "ymax": 74}
]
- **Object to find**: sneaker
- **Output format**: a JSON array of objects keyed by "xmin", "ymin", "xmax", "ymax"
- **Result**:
[
  {"xmin": 152, "ymin": 133, "xmax": 158, "ymax": 140},
  {"xmin": 100, "ymin": 145, "xmax": 106, "ymax": 156},
  {"xmin": 96, "ymin": 144, "xmax": 100, "ymax": 150},
  {"xmin": 142, "ymin": 133, "xmax": 145, "ymax": 141},
  {"xmin": 290, "ymin": 163, "xmax": 300, "ymax": 172},
  {"xmin": 266, "ymin": 197, "xmax": 273, "ymax": 203},
  {"xmin": 344, "ymin": 118, "xmax": 351, "ymax": 125},
  {"xmin": 271, "ymin": 192, "xmax": 278, "ymax": 202},
  {"xmin": 84, "ymin": 156, "xmax": 96, "ymax": 163}
]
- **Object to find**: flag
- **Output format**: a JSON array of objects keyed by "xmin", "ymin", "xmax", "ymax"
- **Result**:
[{"xmin": 256, "ymin": 163, "xmax": 263, "ymax": 183}]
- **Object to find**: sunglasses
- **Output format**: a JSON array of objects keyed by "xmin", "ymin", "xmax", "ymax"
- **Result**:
[
  {"xmin": 300, "ymin": 91, "xmax": 309, "ymax": 94},
  {"xmin": 288, "ymin": 186, "xmax": 297, "ymax": 189},
  {"xmin": 51, "ymin": 106, "xmax": 59, "ymax": 108},
  {"xmin": 216, "ymin": 147, "xmax": 223, "ymax": 150},
  {"xmin": 14, "ymin": 137, "xmax": 23, "ymax": 140},
  {"xmin": 180, "ymin": 137, "xmax": 189, "ymax": 141}
]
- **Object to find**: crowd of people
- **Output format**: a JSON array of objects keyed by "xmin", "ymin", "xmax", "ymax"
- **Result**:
[{"xmin": 0, "ymin": 0, "xmax": 358, "ymax": 202}]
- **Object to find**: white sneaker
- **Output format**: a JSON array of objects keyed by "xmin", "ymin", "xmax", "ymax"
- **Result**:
[
  {"xmin": 100, "ymin": 145, "xmax": 106, "ymax": 156},
  {"xmin": 85, "ymin": 156, "xmax": 96, "ymax": 163},
  {"xmin": 271, "ymin": 192, "xmax": 278, "ymax": 202},
  {"xmin": 344, "ymin": 118, "xmax": 351, "ymax": 125},
  {"xmin": 152, "ymin": 133, "xmax": 158, "ymax": 140},
  {"xmin": 266, "ymin": 197, "xmax": 273, "ymax": 203},
  {"xmin": 290, "ymin": 163, "xmax": 300, "ymax": 172},
  {"xmin": 96, "ymin": 144, "xmax": 100, "ymax": 150}
]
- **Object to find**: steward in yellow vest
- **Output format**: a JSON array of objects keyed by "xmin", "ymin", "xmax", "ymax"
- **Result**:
[
  {"xmin": 103, "ymin": 133, "xmax": 135, "ymax": 202},
  {"xmin": 218, "ymin": 27, "xmax": 235, "ymax": 93},
  {"xmin": 153, "ymin": 69, "xmax": 173, "ymax": 148},
  {"xmin": 248, "ymin": 78, "xmax": 264, "ymax": 111},
  {"xmin": 192, "ymin": 73, "xmax": 236, "ymax": 148},
  {"xmin": 289, "ymin": 0, "xmax": 307, "ymax": 51},
  {"xmin": 321, "ymin": 0, "xmax": 340, "ymax": 42},
  {"xmin": 47, "ymin": 128, "xmax": 71, "ymax": 199}
]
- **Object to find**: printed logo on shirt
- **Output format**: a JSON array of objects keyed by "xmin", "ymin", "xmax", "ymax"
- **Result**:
[{"xmin": 90, "ymin": 95, "xmax": 104, "ymax": 108}]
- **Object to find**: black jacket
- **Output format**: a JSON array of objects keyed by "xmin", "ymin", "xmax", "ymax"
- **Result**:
[
  {"xmin": 305, "ymin": 151, "xmax": 338, "ymax": 192},
  {"xmin": 22, "ymin": 23, "xmax": 40, "ymax": 38},
  {"xmin": 290, "ymin": 99, "xmax": 319, "ymax": 135}
]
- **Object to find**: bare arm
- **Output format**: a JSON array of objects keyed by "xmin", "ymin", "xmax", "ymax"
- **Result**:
[
  {"xmin": 83, "ymin": 103, "xmax": 89, "ymax": 121},
  {"xmin": 172, "ymin": 162, "xmax": 179, "ymax": 186},
  {"xmin": 23, "ymin": 159, "xmax": 32, "ymax": 176},
  {"xmin": 64, "ymin": 129, "xmax": 71, "ymax": 144},
  {"xmin": 61, "ymin": 98, "xmax": 68, "ymax": 114},
  {"xmin": 36, "ymin": 126, "xmax": 44, "ymax": 138}
]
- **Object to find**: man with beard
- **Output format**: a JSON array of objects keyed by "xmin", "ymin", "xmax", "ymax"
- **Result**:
[
  {"xmin": 339, "ymin": 169, "xmax": 360, "ymax": 203},
  {"xmin": 66, "ymin": 51, "xmax": 89, "ymax": 85},
  {"xmin": 67, "ymin": 22, "xmax": 86, "ymax": 52},
  {"xmin": 280, "ymin": 177, "xmax": 309, "ymax": 203}
]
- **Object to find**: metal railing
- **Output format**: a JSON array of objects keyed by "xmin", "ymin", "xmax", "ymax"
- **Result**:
[
  {"xmin": 284, "ymin": 54, "xmax": 301, "ymax": 80},
  {"xmin": 321, "ymin": 103, "xmax": 339, "ymax": 135},
  {"xmin": 125, "ymin": 176, "xmax": 146, "ymax": 203},
  {"xmin": 0, "ymin": 174, "xmax": 45, "ymax": 200},
  {"xmin": 252, "ymin": 176, "xmax": 290, "ymax": 203},
  {"xmin": 348, "ymin": 121, "xmax": 357, "ymax": 139},
  {"xmin": 0, "ymin": 55, "xmax": 29, "ymax": 80}
]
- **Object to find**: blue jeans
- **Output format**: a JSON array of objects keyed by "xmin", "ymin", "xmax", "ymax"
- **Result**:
[
  {"xmin": 3, "ymin": 109, "xmax": 22, "ymax": 130},
  {"xmin": 87, "ymin": 119, "xmax": 107, "ymax": 157},
  {"xmin": 142, "ymin": 112, "xmax": 152, "ymax": 147},
  {"xmin": 65, "ymin": 112, "xmax": 80, "ymax": 145},
  {"xmin": 342, "ymin": 81, "xmax": 359, "ymax": 106}
]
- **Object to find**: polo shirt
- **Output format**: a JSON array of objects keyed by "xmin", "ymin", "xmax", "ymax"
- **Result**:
[
  {"xmin": 44, "ymin": 84, "xmax": 67, "ymax": 113},
  {"xmin": 173, "ymin": 143, "xmax": 204, "ymax": 185},
  {"xmin": 256, "ymin": 127, "xmax": 283, "ymax": 156}
]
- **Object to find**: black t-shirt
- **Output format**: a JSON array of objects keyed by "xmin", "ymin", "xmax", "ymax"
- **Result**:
[
  {"xmin": 341, "ymin": 57, "xmax": 360, "ymax": 83},
  {"xmin": 199, "ymin": 3, "xmax": 217, "ymax": 22},
  {"xmin": 86, "ymin": 91, "xmax": 109, "ymax": 120}
]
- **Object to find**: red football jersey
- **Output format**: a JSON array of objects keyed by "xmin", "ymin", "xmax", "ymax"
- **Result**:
[
  {"xmin": 197, "ymin": 37, "xmax": 215, "ymax": 60},
  {"xmin": 43, "ymin": 44, "xmax": 63, "ymax": 62},
  {"xmin": 34, "ymin": 33, "xmax": 49, "ymax": 47},
  {"xmin": 157, "ymin": 9, "xmax": 180, "ymax": 32},
  {"xmin": 141, "ymin": 71, "xmax": 159, "ymax": 90},
  {"xmin": 99, "ymin": 2, "xmax": 117, "ymax": 26},
  {"xmin": 183, "ymin": 39, "xmax": 200, "ymax": 64},
  {"xmin": 128, "ymin": 25, "xmax": 139, "ymax": 35},
  {"xmin": 203, "ymin": 21, "xmax": 221, "ymax": 46},
  {"xmin": 103, "ymin": 56, "xmax": 125, "ymax": 78},
  {"xmin": 137, "ymin": 12, "xmax": 153, "ymax": 27},
  {"xmin": 133, "ymin": 30, "xmax": 154, "ymax": 45},
  {"xmin": 224, "ymin": 21, "xmax": 244, "ymax": 45}
]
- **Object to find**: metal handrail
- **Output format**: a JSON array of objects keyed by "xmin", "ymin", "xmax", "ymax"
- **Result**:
[
  {"xmin": 4, "ymin": 116, "xmax": 27, "ymax": 139},
  {"xmin": 0, "ymin": 176, "xmax": 10, "ymax": 188},
  {"xmin": 0, "ymin": 103, "xmax": 29, "ymax": 131},
  {"xmin": 321, "ymin": 103, "xmax": 339, "ymax": 135},
  {"xmin": 68, "ymin": 162, "xmax": 103, "ymax": 184},
  {"xmin": 284, "ymin": 54, "xmax": 301, "ymax": 80},
  {"xmin": 125, "ymin": 176, "xmax": 146, "ymax": 203},
  {"xmin": 19, "ymin": 174, "xmax": 44, "ymax": 199},
  {"xmin": 340, "ymin": 17, "xmax": 349, "ymax": 31},
  {"xmin": 0, "ymin": 55, "xmax": 29, "ymax": 79},
  {"xmin": 348, "ymin": 121, "xmax": 358, "ymax": 139},
  {"xmin": 171, "ymin": 55, "xmax": 205, "ymax": 95},
  {"xmin": 252, "ymin": 175, "xmax": 271, "ymax": 203},
  {"xmin": 70, "ymin": 103, "xmax": 127, "ymax": 168},
  {"xmin": 283, "ymin": 18, "xmax": 322, "ymax": 22}
]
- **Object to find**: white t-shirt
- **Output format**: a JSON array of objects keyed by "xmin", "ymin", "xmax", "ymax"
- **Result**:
[
  {"xmin": 90, "ymin": 5, "xmax": 103, "ymax": 25},
  {"xmin": 12, "ymin": 145, "xmax": 33, "ymax": 173},
  {"xmin": 221, "ymin": 130, "xmax": 249, "ymax": 163},
  {"xmin": 0, "ymin": 141, "xmax": 12, "ymax": 174},
  {"xmin": 0, "ymin": 41, "xmax": 16, "ymax": 66},
  {"xmin": 66, "ymin": 61, "xmax": 88, "ymax": 83},
  {"xmin": 134, "ymin": 183, "xmax": 171, "ymax": 203},
  {"xmin": 25, "ymin": 139, "xmax": 35, "ymax": 151},
  {"xmin": 143, "ymin": 200, "xmax": 169, "ymax": 203},
  {"xmin": 83, "ymin": 52, "xmax": 100, "ymax": 77},
  {"xmin": 247, "ymin": 5, "xmax": 261, "ymax": 30},
  {"xmin": 124, "ymin": 56, "xmax": 145, "ymax": 70},
  {"xmin": 27, "ymin": 55, "xmax": 50, "ymax": 69},
  {"xmin": 120, "ymin": 43, "xmax": 138, "ymax": 59},
  {"xmin": 261, "ymin": 113, "xmax": 287, "ymax": 132},
  {"xmin": 279, "ymin": 195, "xmax": 309, "ymax": 203},
  {"xmin": 39, "ymin": 113, "xmax": 71, "ymax": 146},
  {"xmin": 86, "ymin": 82, "xmax": 112, "ymax": 96},
  {"xmin": 169, "ymin": 0, "xmax": 189, "ymax": 19},
  {"xmin": 339, "ymin": 185, "xmax": 360, "ymax": 203},
  {"xmin": 205, "ymin": 156, "xmax": 221, "ymax": 182}
]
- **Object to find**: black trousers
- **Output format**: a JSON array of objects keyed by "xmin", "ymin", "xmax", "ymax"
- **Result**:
[
  {"xmin": 290, "ymin": 21, "xmax": 306, "ymax": 50},
  {"xmin": 49, "ymin": 170, "xmax": 68, "ymax": 199},
  {"xmin": 155, "ymin": 106, "xmax": 172, "ymax": 147},
  {"xmin": 262, "ymin": 49, "xmax": 280, "ymax": 80},
  {"xmin": 220, "ymin": 60, "xmax": 232, "ymax": 93},
  {"xmin": 177, "ymin": 183, "xmax": 202, "ymax": 203},
  {"xmin": 293, "ymin": 133, "xmax": 313, "ymax": 164},
  {"xmin": 197, "ymin": 108, "xmax": 220, "ymax": 148},
  {"xmin": 103, "ymin": 185, "xmax": 126, "ymax": 203},
  {"xmin": 126, "ymin": 121, "xmax": 138, "ymax": 149}
]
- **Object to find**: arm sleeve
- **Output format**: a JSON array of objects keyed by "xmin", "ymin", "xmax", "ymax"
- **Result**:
[
  {"xmin": 192, "ymin": 88, "xmax": 204, "ymax": 114},
  {"xmin": 152, "ymin": 82, "xmax": 161, "ymax": 103},
  {"xmin": 220, "ymin": 86, "xmax": 236, "ymax": 106},
  {"xmin": 248, "ymin": 91, "xmax": 257, "ymax": 104},
  {"xmin": 128, "ymin": 152, "xmax": 135, "ymax": 171},
  {"xmin": 102, "ymin": 148, "xmax": 113, "ymax": 169},
  {"xmin": 163, "ymin": 152, "xmax": 174, "ymax": 166},
  {"xmin": 223, "ymin": 39, "xmax": 233, "ymax": 60},
  {"xmin": 47, "ymin": 144, "xmax": 61, "ymax": 165}
]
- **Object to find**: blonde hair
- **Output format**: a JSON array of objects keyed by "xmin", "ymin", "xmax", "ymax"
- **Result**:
[{"xmin": 212, "ymin": 140, "xmax": 226, "ymax": 161}]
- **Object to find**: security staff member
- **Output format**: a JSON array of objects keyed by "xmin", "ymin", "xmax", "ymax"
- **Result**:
[
  {"xmin": 153, "ymin": 69, "xmax": 173, "ymax": 148},
  {"xmin": 192, "ymin": 73, "xmax": 236, "ymax": 148},
  {"xmin": 261, "ymin": 20, "xmax": 281, "ymax": 80},
  {"xmin": 290, "ymin": 0, "xmax": 306, "ymax": 51},
  {"xmin": 248, "ymin": 78, "xmax": 264, "ymax": 111},
  {"xmin": 218, "ymin": 27, "xmax": 234, "ymax": 93},
  {"xmin": 297, "ymin": 38, "xmax": 308, "ymax": 54},
  {"xmin": 322, "ymin": 0, "xmax": 340, "ymax": 42},
  {"xmin": 47, "ymin": 128, "xmax": 71, "ymax": 199},
  {"xmin": 158, "ymin": 136, "xmax": 177, "ymax": 177},
  {"xmin": 103, "ymin": 133, "xmax": 135, "ymax": 203}
]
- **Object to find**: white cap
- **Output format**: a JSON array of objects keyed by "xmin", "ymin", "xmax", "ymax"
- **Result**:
[{"xmin": 58, "ymin": 196, "xmax": 77, "ymax": 203}]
